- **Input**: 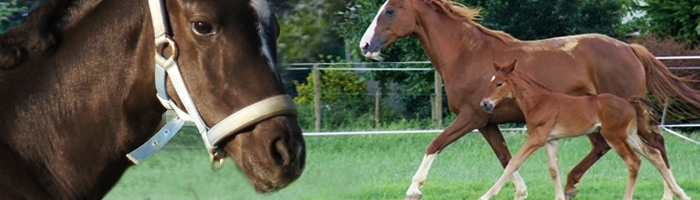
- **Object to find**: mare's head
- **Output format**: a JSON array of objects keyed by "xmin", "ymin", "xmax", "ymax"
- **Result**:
[
  {"xmin": 359, "ymin": 0, "xmax": 418, "ymax": 59},
  {"xmin": 358, "ymin": 0, "xmax": 480, "ymax": 59},
  {"xmin": 155, "ymin": 0, "xmax": 304, "ymax": 193},
  {"xmin": 480, "ymin": 60, "xmax": 517, "ymax": 113}
]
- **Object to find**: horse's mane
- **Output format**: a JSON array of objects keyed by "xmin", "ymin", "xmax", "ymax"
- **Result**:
[
  {"xmin": 421, "ymin": 0, "xmax": 519, "ymax": 44},
  {"xmin": 511, "ymin": 70, "xmax": 553, "ymax": 93},
  {"xmin": 0, "ymin": 0, "xmax": 72, "ymax": 70}
]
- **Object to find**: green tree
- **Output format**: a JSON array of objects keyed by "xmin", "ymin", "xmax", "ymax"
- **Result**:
[
  {"xmin": 0, "ymin": 0, "xmax": 29, "ymax": 34},
  {"xmin": 274, "ymin": 0, "xmax": 346, "ymax": 63},
  {"xmin": 629, "ymin": 0, "xmax": 700, "ymax": 47},
  {"xmin": 293, "ymin": 56, "xmax": 370, "ymax": 130},
  {"xmin": 478, "ymin": 0, "xmax": 628, "ymax": 40}
]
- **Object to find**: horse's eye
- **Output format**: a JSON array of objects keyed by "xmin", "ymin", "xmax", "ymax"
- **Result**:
[
  {"xmin": 192, "ymin": 22, "xmax": 214, "ymax": 35},
  {"xmin": 385, "ymin": 9, "xmax": 395, "ymax": 15},
  {"xmin": 496, "ymin": 82, "xmax": 503, "ymax": 87}
]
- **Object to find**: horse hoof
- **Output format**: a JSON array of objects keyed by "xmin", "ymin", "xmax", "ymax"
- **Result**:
[
  {"xmin": 564, "ymin": 188, "xmax": 578, "ymax": 200},
  {"xmin": 405, "ymin": 194, "xmax": 423, "ymax": 200},
  {"xmin": 514, "ymin": 190, "xmax": 528, "ymax": 200}
]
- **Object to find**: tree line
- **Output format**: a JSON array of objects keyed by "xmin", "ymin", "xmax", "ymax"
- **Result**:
[{"xmin": 3, "ymin": 0, "xmax": 700, "ymax": 130}]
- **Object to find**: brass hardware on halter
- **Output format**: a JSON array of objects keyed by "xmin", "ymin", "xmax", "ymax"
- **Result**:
[
  {"xmin": 210, "ymin": 148, "xmax": 227, "ymax": 171},
  {"xmin": 154, "ymin": 36, "xmax": 179, "ymax": 68}
]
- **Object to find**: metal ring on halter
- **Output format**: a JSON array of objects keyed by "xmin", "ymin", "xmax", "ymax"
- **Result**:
[
  {"xmin": 210, "ymin": 147, "xmax": 226, "ymax": 171},
  {"xmin": 211, "ymin": 156, "xmax": 225, "ymax": 171},
  {"xmin": 154, "ymin": 35, "xmax": 179, "ymax": 68}
]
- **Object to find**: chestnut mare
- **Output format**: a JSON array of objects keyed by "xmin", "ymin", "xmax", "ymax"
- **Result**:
[
  {"xmin": 480, "ymin": 60, "xmax": 690, "ymax": 200},
  {"xmin": 359, "ymin": 0, "xmax": 700, "ymax": 199},
  {"xmin": 0, "ymin": 0, "xmax": 305, "ymax": 198}
]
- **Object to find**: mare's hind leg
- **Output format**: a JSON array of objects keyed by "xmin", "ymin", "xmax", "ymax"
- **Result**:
[
  {"xmin": 564, "ymin": 133, "xmax": 610, "ymax": 199},
  {"xmin": 480, "ymin": 124, "xmax": 528, "ymax": 200},
  {"xmin": 405, "ymin": 112, "xmax": 488, "ymax": 200}
]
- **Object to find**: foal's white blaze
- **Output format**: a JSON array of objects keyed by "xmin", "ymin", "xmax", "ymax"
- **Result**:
[
  {"xmin": 490, "ymin": 75, "xmax": 495, "ymax": 82},
  {"xmin": 250, "ymin": 0, "xmax": 276, "ymax": 71},
  {"xmin": 359, "ymin": 1, "xmax": 389, "ymax": 58}
]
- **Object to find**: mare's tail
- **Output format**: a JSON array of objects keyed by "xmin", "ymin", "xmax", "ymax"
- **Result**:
[
  {"xmin": 628, "ymin": 96, "xmax": 670, "ymax": 168},
  {"xmin": 629, "ymin": 43, "xmax": 700, "ymax": 119}
]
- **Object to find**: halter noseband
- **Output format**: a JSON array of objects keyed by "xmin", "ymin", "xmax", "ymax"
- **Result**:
[{"xmin": 126, "ymin": 0, "xmax": 297, "ymax": 170}]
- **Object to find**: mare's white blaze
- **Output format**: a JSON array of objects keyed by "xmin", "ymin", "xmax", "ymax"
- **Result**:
[
  {"xmin": 490, "ymin": 75, "xmax": 495, "ymax": 82},
  {"xmin": 359, "ymin": 1, "xmax": 389, "ymax": 53},
  {"xmin": 406, "ymin": 153, "xmax": 437, "ymax": 196},
  {"xmin": 250, "ymin": 0, "xmax": 276, "ymax": 71}
]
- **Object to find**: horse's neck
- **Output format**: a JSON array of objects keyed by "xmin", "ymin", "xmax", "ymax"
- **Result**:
[
  {"xmin": 412, "ymin": 2, "xmax": 506, "ymax": 74},
  {"xmin": 509, "ymin": 73, "xmax": 553, "ymax": 114},
  {"xmin": 1, "ymin": 0, "xmax": 161, "ymax": 196}
]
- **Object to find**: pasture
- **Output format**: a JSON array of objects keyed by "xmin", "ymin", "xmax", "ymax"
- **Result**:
[{"xmin": 105, "ymin": 127, "xmax": 700, "ymax": 199}]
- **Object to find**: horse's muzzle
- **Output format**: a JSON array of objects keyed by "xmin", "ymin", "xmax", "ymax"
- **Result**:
[{"xmin": 481, "ymin": 101, "xmax": 494, "ymax": 113}]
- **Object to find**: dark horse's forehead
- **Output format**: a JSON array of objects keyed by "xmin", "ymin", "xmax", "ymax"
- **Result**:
[{"xmin": 179, "ymin": 0, "xmax": 277, "ymax": 68}]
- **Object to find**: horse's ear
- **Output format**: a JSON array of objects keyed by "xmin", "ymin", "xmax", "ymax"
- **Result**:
[
  {"xmin": 504, "ymin": 59, "xmax": 517, "ymax": 73},
  {"xmin": 492, "ymin": 59, "xmax": 502, "ymax": 71}
]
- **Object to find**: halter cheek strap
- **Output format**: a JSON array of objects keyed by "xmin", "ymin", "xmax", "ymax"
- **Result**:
[{"xmin": 127, "ymin": 0, "xmax": 297, "ymax": 168}]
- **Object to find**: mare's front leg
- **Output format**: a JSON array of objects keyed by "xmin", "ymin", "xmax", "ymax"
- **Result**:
[
  {"xmin": 564, "ymin": 132, "xmax": 610, "ymax": 199},
  {"xmin": 479, "ymin": 125, "xmax": 551, "ymax": 200},
  {"xmin": 480, "ymin": 124, "xmax": 528, "ymax": 199},
  {"xmin": 405, "ymin": 111, "xmax": 488, "ymax": 200}
]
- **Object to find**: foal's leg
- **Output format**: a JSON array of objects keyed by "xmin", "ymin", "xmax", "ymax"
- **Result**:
[
  {"xmin": 628, "ymin": 100, "xmax": 678, "ymax": 199},
  {"xmin": 405, "ymin": 112, "xmax": 488, "ymax": 200},
  {"xmin": 626, "ymin": 131, "xmax": 691, "ymax": 200},
  {"xmin": 600, "ymin": 127, "xmax": 641, "ymax": 200},
  {"xmin": 545, "ymin": 140, "xmax": 565, "ymax": 200},
  {"xmin": 480, "ymin": 124, "xmax": 528, "ymax": 200},
  {"xmin": 479, "ymin": 127, "xmax": 550, "ymax": 200},
  {"xmin": 564, "ymin": 132, "xmax": 610, "ymax": 199}
]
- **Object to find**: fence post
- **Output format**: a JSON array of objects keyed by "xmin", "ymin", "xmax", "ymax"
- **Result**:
[
  {"xmin": 375, "ymin": 88, "xmax": 381, "ymax": 126},
  {"xmin": 313, "ymin": 65, "xmax": 322, "ymax": 132},
  {"xmin": 434, "ymin": 71, "xmax": 443, "ymax": 126}
]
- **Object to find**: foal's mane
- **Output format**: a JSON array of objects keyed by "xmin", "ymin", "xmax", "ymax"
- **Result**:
[
  {"xmin": 421, "ymin": 0, "xmax": 519, "ymax": 44},
  {"xmin": 510, "ymin": 70, "xmax": 553, "ymax": 93}
]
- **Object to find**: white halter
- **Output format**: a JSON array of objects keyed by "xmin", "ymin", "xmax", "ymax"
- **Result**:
[{"xmin": 127, "ymin": 0, "xmax": 297, "ymax": 170}]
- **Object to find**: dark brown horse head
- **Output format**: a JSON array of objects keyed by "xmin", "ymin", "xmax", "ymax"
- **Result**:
[
  {"xmin": 359, "ymin": 0, "xmax": 419, "ymax": 59},
  {"xmin": 0, "ymin": 0, "xmax": 304, "ymax": 197},
  {"xmin": 481, "ymin": 60, "xmax": 517, "ymax": 113},
  {"xmin": 159, "ymin": 0, "xmax": 305, "ymax": 193}
]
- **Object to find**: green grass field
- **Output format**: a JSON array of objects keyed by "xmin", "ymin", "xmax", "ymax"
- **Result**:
[{"xmin": 105, "ymin": 127, "xmax": 700, "ymax": 199}]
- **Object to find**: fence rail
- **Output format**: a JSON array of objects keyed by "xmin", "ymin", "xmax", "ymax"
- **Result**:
[{"xmin": 167, "ymin": 55, "xmax": 700, "ymax": 145}]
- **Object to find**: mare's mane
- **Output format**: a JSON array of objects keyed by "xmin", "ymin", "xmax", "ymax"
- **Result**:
[{"xmin": 420, "ymin": 0, "xmax": 519, "ymax": 44}]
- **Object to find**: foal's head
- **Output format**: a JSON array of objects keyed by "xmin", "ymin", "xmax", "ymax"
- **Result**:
[
  {"xmin": 480, "ymin": 60, "xmax": 517, "ymax": 113},
  {"xmin": 159, "ymin": 0, "xmax": 304, "ymax": 193}
]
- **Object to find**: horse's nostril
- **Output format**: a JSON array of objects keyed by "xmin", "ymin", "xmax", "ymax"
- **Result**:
[
  {"xmin": 481, "ymin": 101, "xmax": 493, "ymax": 112},
  {"xmin": 361, "ymin": 43, "xmax": 369, "ymax": 51},
  {"xmin": 273, "ymin": 139, "xmax": 291, "ymax": 166}
]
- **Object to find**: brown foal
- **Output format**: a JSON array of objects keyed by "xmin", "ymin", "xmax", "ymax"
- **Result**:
[{"xmin": 479, "ymin": 60, "xmax": 690, "ymax": 200}]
